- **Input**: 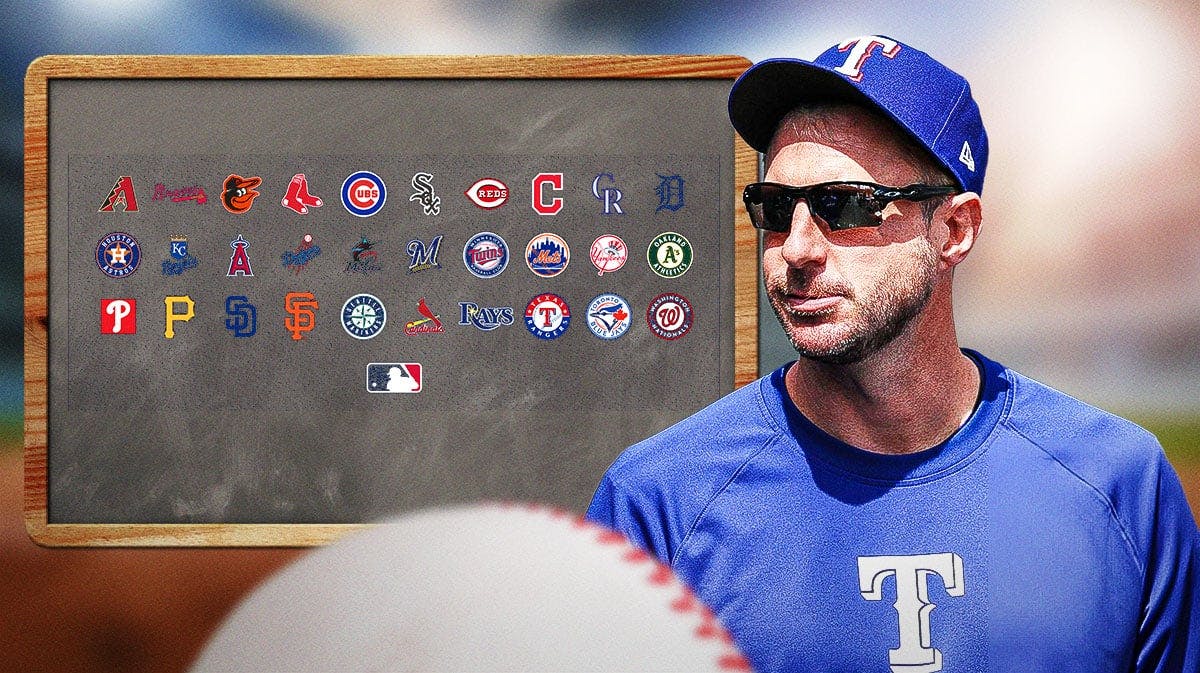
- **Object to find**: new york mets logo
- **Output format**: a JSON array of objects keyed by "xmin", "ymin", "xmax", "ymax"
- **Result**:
[
  {"xmin": 341, "ymin": 171, "xmax": 386, "ymax": 217},
  {"xmin": 525, "ymin": 233, "xmax": 569, "ymax": 277}
]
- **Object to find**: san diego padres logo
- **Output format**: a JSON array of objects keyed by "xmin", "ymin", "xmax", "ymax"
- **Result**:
[
  {"xmin": 647, "ymin": 232, "xmax": 693, "ymax": 278},
  {"xmin": 463, "ymin": 232, "xmax": 509, "ymax": 278},
  {"xmin": 95, "ymin": 232, "xmax": 141, "ymax": 278},
  {"xmin": 341, "ymin": 293, "xmax": 386, "ymax": 339},
  {"xmin": 341, "ymin": 171, "xmax": 386, "ymax": 217},
  {"xmin": 524, "ymin": 293, "xmax": 570, "ymax": 340},
  {"xmin": 647, "ymin": 292, "xmax": 693, "ymax": 340}
]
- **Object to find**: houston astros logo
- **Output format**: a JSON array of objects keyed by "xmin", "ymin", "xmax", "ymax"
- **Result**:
[
  {"xmin": 463, "ymin": 232, "xmax": 509, "ymax": 278},
  {"xmin": 221, "ymin": 174, "xmax": 262, "ymax": 213},
  {"xmin": 647, "ymin": 292, "xmax": 693, "ymax": 340},
  {"xmin": 95, "ymin": 232, "xmax": 141, "ymax": 278},
  {"xmin": 587, "ymin": 293, "xmax": 631, "ymax": 340},
  {"xmin": 341, "ymin": 171, "xmax": 386, "ymax": 217},
  {"xmin": 525, "ymin": 233, "xmax": 569, "ymax": 277},
  {"xmin": 284, "ymin": 292, "xmax": 319, "ymax": 341},
  {"xmin": 99, "ymin": 176, "xmax": 139, "ymax": 212},
  {"xmin": 647, "ymin": 232, "xmax": 693, "ymax": 278},
  {"xmin": 590, "ymin": 234, "xmax": 627, "ymax": 276},
  {"xmin": 465, "ymin": 178, "xmax": 508, "ymax": 209},
  {"xmin": 341, "ymin": 293, "xmax": 386, "ymax": 339},
  {"xmin": 524, "ymin": 293, "xmax": 570, "ymax": 340}
]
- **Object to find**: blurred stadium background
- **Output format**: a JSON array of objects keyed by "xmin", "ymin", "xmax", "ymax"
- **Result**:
[{"xmin": 2, "ymin": 1, "xmax": 1197, "ymax": 671}]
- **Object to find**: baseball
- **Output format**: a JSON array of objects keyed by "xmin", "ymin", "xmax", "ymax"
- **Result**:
[{"xmin": 191, "ymin": 503, "xmax": 749, "ymax": 672}]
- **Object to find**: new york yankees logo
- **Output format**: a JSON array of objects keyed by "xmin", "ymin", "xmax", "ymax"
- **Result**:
[{"xmin": 834, "ymin": 36, "xmax": 902, "ymax": 82}]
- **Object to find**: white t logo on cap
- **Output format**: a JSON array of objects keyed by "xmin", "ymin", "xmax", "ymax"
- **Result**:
[{"xmin": 834, "ymin": 36, "xmax": 902, "ymax": 82}]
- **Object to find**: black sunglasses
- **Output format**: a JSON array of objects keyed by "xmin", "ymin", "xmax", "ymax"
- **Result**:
[{"xmin": 743, "ymin": 181, "xmax": 958, "ymax": 232}]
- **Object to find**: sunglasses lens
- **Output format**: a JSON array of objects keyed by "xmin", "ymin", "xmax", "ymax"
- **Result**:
[
  {"xmin": 744, "ymin": 184, "xmax": 794, "ymax": 232},
  {"xmin": 811, "ymin": 186, "xmax": 881, "ymax": 230}
]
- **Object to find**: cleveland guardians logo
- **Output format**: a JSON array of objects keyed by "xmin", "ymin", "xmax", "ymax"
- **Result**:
[
  {"xmin": 341, "ymin": 293, "xmax": 386, "ymax": 340},
  {"xmin": 525, "ymin": 233, "xmax": 569, "ymax": 277},
  {"xmin": 367, "ymin": 363, "xmax": 422, "ymax": 393},
  {"xmin": 221, "ymin": 174, "xmax": 262, "ymax": 214},
  {"xmin": 647, "ymin": 232, "xmax": 693, "ymax": 278},
  {"xmin": 531, "ymin": 172, "xmax": 564, "ymax": 215},
  {"xmin": 284, "ymin": 292, "xmax": 318, "ymax": 341},
  {"xmin": 464, "ymin": 178, "xmax": 508, "ymax": 209},
  {"xmin": 589, "ymin": 234, "xmax": 627, "ymax": 276},
  {"xmin": 95, "ymin": 232, "xmax": 141, "ymax": 278},
  {"xmin": 647, "ymin": 292, "xmax": 693, "ymax": 340},
  {"xmin": 463, "ymin": 232, "xmax": 509, "ymax": 278},
  {"xmin": 524, "ymin": 293, "xmax": 570, "ymax": 340},
  {"xmin": 281, "ymin": 173, "xmax": 323, "ymax": 214},
  {"xmin": 341, "ymin": 171, "xmax": 386, "ymax": 217},
  {"xmin": 586, "ymin": 293, "xmax": 631, "ymax": 340},
  {"xmin": 100, "ymin": 298, "xmax": 136, "ymax": 334},
  {"xmin": 99, "ymin": 176, "xmax": 139, "ymax": 212}
]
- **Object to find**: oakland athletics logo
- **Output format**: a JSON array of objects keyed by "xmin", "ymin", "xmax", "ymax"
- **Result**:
[
  {"xmin": 647, "ymin": 232, "xmax": 692, "ymax": 278},
  {"xmin": 341, "ymin": 293, "xmax": 386, "ymax": 339}
]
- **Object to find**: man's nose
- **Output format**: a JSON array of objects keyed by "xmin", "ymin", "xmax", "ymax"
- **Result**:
[{"xmin": 779, "ymin": 201, "xmax": 829, "ymax": 268}]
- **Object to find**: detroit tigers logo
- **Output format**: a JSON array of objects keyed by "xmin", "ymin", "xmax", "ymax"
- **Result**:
[
  {"xmin": 834, "ymin": 36, "xmax": 902, "ymax": 82},
  {"xmin": 858, "ymin": 553, "xmax": 965, "ymax": 673}
]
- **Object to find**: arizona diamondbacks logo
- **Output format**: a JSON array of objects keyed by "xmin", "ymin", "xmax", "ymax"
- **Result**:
[{"xmin": 858, "ymin": 553, "xmax": 965, "ymax": 673}]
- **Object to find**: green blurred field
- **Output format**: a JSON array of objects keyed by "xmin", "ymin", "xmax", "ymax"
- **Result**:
[{"xmin": 1128, "ymin": 414, "xmax": 1200, "ymax": 467}]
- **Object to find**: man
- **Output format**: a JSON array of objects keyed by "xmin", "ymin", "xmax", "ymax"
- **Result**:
[{"xmin": 587, "ymin": 36, "xmax": 1199, "ymax": 672}]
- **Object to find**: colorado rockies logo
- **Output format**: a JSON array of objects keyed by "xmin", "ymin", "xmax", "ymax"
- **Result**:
[
  {"xmin": 647, "ymin": 292, "xmax": 693, "ymax": 340},
  {"xmin": 96, "ymin": 232, "xmax": 141, "ymax": 278},
  {"xmin": 341, "ymin": 293, "xmax": 386, "ymax": 339},
  {"xmin": 341, "ymin": 171, "xmax": 386, "ymax": 217}
]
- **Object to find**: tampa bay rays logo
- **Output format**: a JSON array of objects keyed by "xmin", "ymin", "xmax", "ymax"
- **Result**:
[
  {"xmin": 224, "ymin": 295, "xmax": 257, "ymax": 337},
  {"xmin": 833, "ymin": 36, "xmax": 902, "ymax": 82},
  {"xmin": 409, "ymin": 172, "xmax": 441, "ymax": 215},
  {"xmin": 99, "ymin": 176, "xmax": 139, "ymax": 212},
  {"xmin": 406, "ymin": 235, "xmax": 442, "ymax": 274},
  {"xmin": 858, "ymin": 553, "xmax": 964, "ymax": 673}
]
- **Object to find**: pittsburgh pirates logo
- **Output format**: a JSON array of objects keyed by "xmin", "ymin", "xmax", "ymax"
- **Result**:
[
  {"xmin": 858, "ymin": 553, "xmax": 965, "ymax": 673},
  {"xmin": 284, "ymin": 292, "xmax": 318, "ymax": 341}
]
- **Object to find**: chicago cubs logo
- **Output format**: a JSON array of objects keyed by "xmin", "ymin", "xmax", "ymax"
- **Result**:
[
  {"xmin": 406, "ymin": 235, "xmax": 442, "ymax": 274},
  {"xmin": 463, "ymin": 232, "xmax": 509, "ymax": 278},
  {"xmin": 367, "ymin": 363, "xmax": 422, "ymax": 393},
  {"xmin": 345, "ymin": 235, "xmax": 383, "ymax": 275},
  {"xmin": 100, "ymin": 298, "xmax": 136, "ymax": 334},
  {"xmin": 284, "ymin": 292, "xmax": 319, "ymax": 341},
  {"xmin": 341, "ymin": 293, "xmax": 386, "ymax": 339},
  {"xmin": 224, "ymin": 295, "xmax": 257, "ymax": 338},
  {"xmin": 591, "ymin": 172, "xmax": 624, "ymax": 214},
  {"xmin": 409, "ymin": 172, "xmax": 441, "ymax": 215},
  {"xmin": 524, "ymin": 293, "xmax": 570, "ymax": 340},
  {"xmin": 164, "ymin": 295, "xmax": 195, "ymax": 339},
  {"xmin": 647, "ymin": 292, "xmax": 693, "ymax": 340},
  {"xmin": 458, "ymin": 302, "xmax": 514, "ymax": 331},
  {"xmin": 153, "ymin": 182, "xmax": 206, "ymax": 205},
  {"xmin": 221, "ymin": 174, "xmax": 262, "ymax": 213},
  {"xmin": 586, "ymin": 293, "xmax": 631, "ymax": 340},
  {"xmin": 532, "ymin": 172, "xmax": 564, "ymax": 215},
  {"xmin": 282, "ymin": 234, "xmax": 321, "ymax": 274},
  {"xmin": 655, "ymin": 173, "xmax": 685, "ymax": 212},
  {"xmin": 227, "ymin": 234, "xmax": 254, "ymax": 277},
  {"xmin": 834, "ymin": 36, "xmax": 902, "ymax": 82},
  {"xmin": 99, "ymin": 176, "xmax": 139, "ymax": 212},
  {"xmin": 341, "ymin": 171, "xmax": 386, "ymax": 217},
  {"xmin": 465, "ymin": 177, "xmax": 508, "ymax": 209},
  {"xmin": 647, "ymin": 232, "xmax": 693, "ymax": 278},
  {"xmin": 96, "ymin": 232, "xmax": 141, "ymax": 278},
  {"xmin": 525, "ymin": 233, "xmax": 569, "ymax": 277},
  {"xmin": 589, "ymin": 234, "xmax": 627, "ymax": 276},
  {"xmin": 404, "ymin": 298, "xmax": 445, "ymax": 335},
  {"xmin": 162, "ymin": 237, "xmax": 199, "ymax": 276},
  {"xmin": 281, "ymin": 173, "xmax": 323, "ymax": 214}
]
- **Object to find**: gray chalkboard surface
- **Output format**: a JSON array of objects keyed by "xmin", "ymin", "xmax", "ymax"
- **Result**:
[{"xmin": 25, "ymin": 56, "xmax": 757, "ymax": 545}]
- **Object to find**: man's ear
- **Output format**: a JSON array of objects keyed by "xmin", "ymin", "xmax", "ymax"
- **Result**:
[{"xmin": 939, "ymin": 192, "xmax": 982, "ymax": 268}]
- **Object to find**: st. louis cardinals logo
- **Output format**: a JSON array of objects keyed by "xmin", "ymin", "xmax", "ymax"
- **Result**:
[
  {"xmin": 833, "ymin": 36, "xmax": 902, "ymax": 82},
  {"xmin": 404, "ymin": 298, "xmax": 445, "ymax": 335},
  {"xmin": 284, "ymin": 292, "xmax": 318, "ymax": 341},
  {"xmin": 221, "ymin": 174, "xmax": 262, "ymax": 213},
  {"xmin": 858, "ymin": 553, "xmax": 964, "ymax": 673}
]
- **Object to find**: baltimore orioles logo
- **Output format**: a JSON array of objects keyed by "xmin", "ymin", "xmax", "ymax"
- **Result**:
[{"xmin": 222, "ymin": 174, "xmax": 262, "ymax": 214}]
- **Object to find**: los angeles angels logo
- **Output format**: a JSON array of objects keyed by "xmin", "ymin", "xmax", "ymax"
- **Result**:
[{"xmin": 227, "ymin": 234, "xmax": 254, "ymax": 276}]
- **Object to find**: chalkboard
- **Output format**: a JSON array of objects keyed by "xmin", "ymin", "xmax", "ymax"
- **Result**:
[{"xmin": 24, "ymin": 56, "xmax": 757, "ymax": 546}]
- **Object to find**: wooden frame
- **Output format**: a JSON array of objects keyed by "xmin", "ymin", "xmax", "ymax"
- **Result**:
[{"xmin": 24, "ymin": 55, "xmax": 757, "ymax": 546}]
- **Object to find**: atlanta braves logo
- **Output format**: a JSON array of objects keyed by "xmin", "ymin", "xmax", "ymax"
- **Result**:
[{"xmin": 222, "ymin": 174, "xmax": 262, "ymax": 213}]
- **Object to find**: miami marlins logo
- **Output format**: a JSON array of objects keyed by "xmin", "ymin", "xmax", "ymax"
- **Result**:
[
  {"xmin": 99, "ymin": 176, "xmax": 139, "ymax": 212},
  {"xmin": 346, "ymin": 236, "xmax": 382, "ymax": 275},
  {"xmin": 221, "ymin": 174, "xmax": 262, "ymax": 213}
]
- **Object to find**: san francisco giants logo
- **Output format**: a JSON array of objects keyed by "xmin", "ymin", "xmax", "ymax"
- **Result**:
[{"xmin": 284, "ymin": 291, "xmax": 319, "ymax": 341}]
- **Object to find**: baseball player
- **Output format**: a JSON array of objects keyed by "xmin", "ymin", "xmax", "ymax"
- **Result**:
[{"xmin": 587, "ymin": 36, "xmax": 1200, "ymax": 672}]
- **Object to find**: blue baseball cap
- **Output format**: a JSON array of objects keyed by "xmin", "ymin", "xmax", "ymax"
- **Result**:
[{"xmin": 729, "ymin": 35, "xmax": 988, "ymax": 194}]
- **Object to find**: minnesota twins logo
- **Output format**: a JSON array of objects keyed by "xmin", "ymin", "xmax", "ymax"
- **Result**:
[
  {"xmin": 592, "ymin": 172, "xmax": 624, "ymax": 214},
  {"xmin": 341, "ymin": 170, "xmax": 386, "ymax": 217},
  {"xmin": 406, "ymin": 235, "xmax": 442, "ymax": 274},
  {"xmin": 458, "ymin": 302, "xmax": 514, "ymax": 331},
  {"xmin": 589, "ymin": 234, "xmax": 627, "ymax": 276},
  {"xmin": 282, "ymin": 234, "xmax": 321, "ymax": 274},
  {"xmin": 524, "ymin": 293, "xmax": 570, "ymax": 340},
  {"xmin": 463, "ymin": 232, "xmax": 509, "ymax": 278},
  {"xmin": 284, "ymin": 292, "xmax": 319, "ymax": 341},
  {"xmin": 367, "ymin": 363, "xmax": 422, "ymax": 393},
  {"xmin": 647, "ymin": 292, "xmax": 693, "ymax": 340},
  {"xmin": 404, "ymin": 298, "xmax": 445, "ymax": 335},
  {"xmin": 464, "ymin": 178, "xmax": 508, "ymax": 209},
  {"xmin": 587, "ymin": 293, "xmax": 631, "ymax": 340},
  {"xmin": 100, "ymin": 298, "xmax": 136, "ymax": 334},
  {"xmin": 655, "ymin": 173, "xmax": 685, "ymax": 212},
  {"xmin": 647, "ymin": 232, "xmax": 693, "ymax": 278},
  {"xmin": 227, "ymin": 234, "xmax": 254, "ymax": 277},
  {"xmin": 95, "ymin": 232, "xmax": 141, "ymax": 278},
  {"xmin": 341, "ymin": 293, "xmax": 386, "ymax": 340},
  {"xmin": 224, "ymin": 295, "xmax": 257, "ymax": 338},
  {"xmin": 153, "ymin": 182, "xmax": 206, "ymax": 205},
  {"xmin": 162, "ymin": 237, "xmax": 199, "ymax": 276},
  {"xmin": 99, "ymin": 176, "xmax": 139, "ymax": 212},
  {"xmin": 525, "ymin": 233, "xmax": 569, "ymax": 277},
  {"xmin": 346, "ymin": 235, "xmax": 383, "ymax": 275},
  {"xmin": 409, "ymin": 172, "xmax": 441, "ymax": 215},
  {"xmin": 221, "ymin": 174, "xmax": 262, "ymax": 214},
  {"xmin": 281, "ymin": 173, "xmax": 323, "ymax": 214}
]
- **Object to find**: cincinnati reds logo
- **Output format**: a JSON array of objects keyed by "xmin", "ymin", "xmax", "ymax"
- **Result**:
[
  {"xmin": 465, "ymin": 178, "xmax": 509, "ymax": 209},
  {"xmin": 524, "ymin": 293, "xmax": 570, "ymax": 340},
  {"xmin": 284, "ymin": 292, "xmax": 319, "ymax": 341},
  {"xmin": 95, "ymin": 232, "xmax": 141, "ymax": 278},
  {"xmin": 833, "ymin": 36, "xmax": 902, "ymax": 82},
  {"xmin": 647, "ymin": 292, "xmax": 693, "ymax": 340},
  {"xmin": 341, "ymin": 171, "xmax": 386, "ymax": 217},
  {"xmin": 463, "ymin": 232, "xmax": 509, "ymax": 278},
  {"xmin": 221, "ymin": 174, "xmax": 262, "ymax": 214}
]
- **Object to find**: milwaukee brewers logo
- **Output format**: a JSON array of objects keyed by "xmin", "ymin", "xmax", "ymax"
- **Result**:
[
  {"xmin": 406, "ymin": 235, "xmax": 442, "ymax": 274},
  {"xmin": 221, "ymin": 174, "xmax": 262, "ymax": 214},
  {"xmin": 284, "ymin": 292, "xmax": 319, "ymax": 341},
  {"xmin": 341, "ymin": 170, "xmax": 386, "ymax": 217},
  {"xmin": 95, "ymin": 232, "xmax": 141, "ymax": 278},
  {"xmin": 464, "ymin": 177, "xmax": 508, "ymax": 209},
  {"xmin": 525, "ymin": 233, "xmax": 569, "ymax": 277},
  {"xmin": 647, "ymin": 232, "xmax": 693, "ymax": 278},
  {"xmin": 100, "ymin": 298, "xmax": 136, "ymax": 334},
  {"xmin": 589, "ymin": 234, "xmax": 627, "ymax": 276},
  {"xmin": 463, "ymin": 232, "xmax": 509, "ymax": 278},
  {"xmin": 341, "ymin": 293, "xmax": 386, "ymax": 339},
  {"xmin": 586, "ymin": 293, "xmax": 631, "ymax": 340},
  {"xmin": 647, "ymin": 292, "xmax": 693, "ymax": 340},
  {"xmin": 99, "ymin": 176, "xmax": 139, "ymax": 212},
  {"xmin": 524, "ymin": 293, "xmax": 570, "ymax": 340},
  {"xmin": 409, "ymin": 172, "xmax": 441, "ymax": 215},
  {"xmin": 224, "ymin": 296, "xmax": 257, "ymax": 338}
]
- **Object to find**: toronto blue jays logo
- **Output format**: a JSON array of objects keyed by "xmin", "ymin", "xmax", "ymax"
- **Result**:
[
  {"xmin": 655, "ymin": 173, "xmax": 685, "ymax": 212},
  {"xmin": 586, "ymin": 293, "xmax": 632, "ymax": 340},
  {"xmin": 224, "ymin": 295, "xmax": 257, "ymax": 337},
  {"xmin": 406, "ymin": 235, "xmax": 442, "ymax": 274}
]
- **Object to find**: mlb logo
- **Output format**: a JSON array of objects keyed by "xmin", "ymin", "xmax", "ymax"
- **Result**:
[
  {"xmin": 100, "ymin": 298, "xmax": 136, "ymax": 334},
  {"xmin": 367, "ymin": 363, "xmax": 422, "ymax": 393}
]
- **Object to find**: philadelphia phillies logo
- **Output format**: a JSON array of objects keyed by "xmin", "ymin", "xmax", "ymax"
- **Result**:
[
  {"xmin": 341, "ymin": 171, "xmax": 386, "ymax": 217},
  {"xmin": 834, "ymin": 36, "xmax": 901, "ymax": 82},
  {"xmin": 858, "ymin": 553, "xmax": 964, "ymax": 673},
  {"xmin": 100, "ymin": 298, "xmax": 136, "ymax": 334}
]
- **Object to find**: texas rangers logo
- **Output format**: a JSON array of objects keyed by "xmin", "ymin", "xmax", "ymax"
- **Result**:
[
  {"xmin": 858, "ymin": 553, "xmax": 964, "ymax": 673},
  {"xmin": 647, "ymin": 232, "xmax": 693, "ymax": 278},
  {"xmin": 100, "ymin": 298, "xmax": 136, "ymax": 334},
  {"xmin": 458, "ymin": 302, "xmax": 514, "ymax": 331},
  {"xmin": 282, "ymin": 234, "xmax": 321, "ymax": 274},
  {"xmin": 463, "ymin": 232, "xmax": 509, "ymax": 278},
  {"xmin": 367, "ymin": 363, "xmax": 422, "ymax": 393},
  {"xmin": 346, "ymin": 236, "xmax": 383, "ymax": 275},
  {"xmin": 406, "ymin": 235, "xmax": 442, "ymax": 274},
  {"xmin": 404, "ymin": 298, "xmax": 445, "ymax": 335},
  {"xmin": 99, "ymin": 176, "xmax": 138, "ymax": 212},
  {"xmin": 647, "ymin": 292, "xmax": 693, "ymax": 340},
  {"xmin": 284, "ymin": 292, "xmax": 318, "ymax": 341},
  {"xmin": 95, "ymin": 232, "xmax": 141, "ymax": 278},
  {"xmin": 227, "ymin": 234, "xmax": 254, "ymax": 276},
  {"xmin": 341, "ymin": 171, "xmax": 386, "ymax": 217},
  {"xmin": 532, "ymin": 172, "xmax": 563, "ymax": 215},
  {"xmin": 586, "ymin": 293, "xmax": 631, "ymax": 340},
  {"xmin": 524, "ymin": 293, "xmax": 570, "ymax": 340},
  {"xmin": 465, "ymin": 177, "xmax": 508, "ymax": 209},
  {"xmin": 281, "ymin": 173, "xmax": 323, "ymax": 214},
  {"xmin": 409, "ymin": 172, "xmax": 441, "ymax": 215},
  {"xmin": 224, "ymin": 295, "xmax": 257, "ymax": 338},
  {"xmin": 589, "ymin": 234, "xmax": 627, "ymax": 276},
  {"xmin": 834, "ymin": 36, "xmax": 902, "ymax": 82},
  {"xmin": 525, "ymin": 233, "xmax": 569, "ymax": 277},
  {"xmin": 162, "ymin": 237, "xmax": 199, "ymax": 276},
  {"xmin": 221, "ymin": 174, "xmax": 262, "ymax": 214},
  {"xmin": 341, "ymin": 293, "xmax": 386, "ymax": 339},
  {"xmin": 592, "ymin": 172, "xmax": 624, "ymax": 214},
  {"xmin": 655, "ymin": 173, "xmax": 685, "ymax": 212}
]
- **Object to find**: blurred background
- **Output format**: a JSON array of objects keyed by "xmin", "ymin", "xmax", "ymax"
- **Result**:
[{"xmin": 3, "ymin": 0, "xmax": 1198, "ymax": 671}]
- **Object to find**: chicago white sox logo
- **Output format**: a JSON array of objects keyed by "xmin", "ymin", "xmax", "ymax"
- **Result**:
[
  {"xmin": 858, "ymin": 553, "xmax": 964, "ymax": 673},
  {"xmin": 834, "ymin": 36, "xmax": 902, "ymax": 82}
]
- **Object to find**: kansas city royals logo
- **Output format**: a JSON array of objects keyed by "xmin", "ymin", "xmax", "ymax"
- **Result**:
[
  {"xmin": 858, "ymin": 553, "xmax": 964, "ymax": 673},
  {"xmin": 153, "ymin": 182, "xmax": 206, "ymax": 205},
  {"xmin": 282, "ymin": 234, "xmax": 321, "ymax": 274},
  {"xmin": 586, "ymin": 293, "xmax": 631, "ymax": 340},
  {"xmin": 464, "ymin": 177, "xmax": 508, "ymax": 209},
  {"xmin": 590, "ymin": 234, "xmax": 627, "ymax": 276},
  {"xmin": 99, "ymin": 176, "xmax": 139, "ymax": 212},
  {"xmin": 96, "ymin": 232, "xmax": 141, "ymax": 278},
  {"xmin": 281, "ymin": 173, "xmax": 323, "ymax": 214},
  {"xmin": 834, "ymin": 36, "xmax": 902, "ymax": 82},
  {"xmin": 463, "ymin": 232, "xmax": 509, "ymax": 278},
  {"xmin": 655, "ymin": 173, "xmax": 685, "ymax": 212},
  {"xmin": 367, "ymin": 363, "xmax": 422, "ymax": 393},
  {"xmin": 341, "ymin": 170, "xmax": 386, "ymax": 217},
  {"xmin": 591, "ymin": 172, "xmax": 624, "ymax": 214},
  {"xmin": 164, "ymin": 295, "xmax": 194, "ymax": 339},
  {"xmin": 162, "ymin": 237, "xmax": 199, "ymax": 276},
  {"xmin": 221, "ymin": 174, "xmax": 262, "ymax": 213},
  {"xmin": 224, "ymin": 296, "xmax": 257, "ymax": 337},
  {"xmin": 409, "ymin": 172, "xmax": 441, "ymax": 215},
  {"xmin": 227, "ymin": 234, "xmax": 254, "ymax": 277},
  {"xmin": 284, "ymin": 292, "xmax": 318, "ymax": 341},
  {"xmin": 524, "ymin": 293, "xmax": 570, "ymax": 340},
  {"xmin": 647, "ymin": 232, "xmax": 693, "ymax": 278},
  {"xmin": 532, "ymin": 172, "xmax": 564, "ymax": 215},
  {"xmin": 100, "ymin": 298, "xmax": 136, "ymax": 334},
  {"xmin": 458, "ymin": 302, "xmax": 514, "ymax": 331},
  {"xmin": 525, "ymin": 233, "xmax": 569, "ymax": 277},
  {"xmin": 404, "ymin": 298, "xmax": 445, "ymax": 335},
  {"xmin": 406, "ymin": 235, "xmax": 442, "ymax": 274},
  {"xmin": 647, "ymin": 292, "xmax": 693, "ymax": 340},
  {"xmin": 341, "ymin": 293, "xmax": 386, "ymax": 339}
]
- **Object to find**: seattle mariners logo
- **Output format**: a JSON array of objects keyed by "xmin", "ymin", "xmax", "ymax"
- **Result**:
[
  {"xmin": 284, "ymin": 292, "xmax": 318, "ymax": 341},
  {"xmin": 100, "ymin": 298, "xmax": 136, "ymax": 334},
  {"xmin": 367, "ymin": 363, "xmax": 422, "ymax": 393},
  {"xmin": 409, "ymin": 172, "xmax": 441, "ymax": 215},
  {"xmin": 96, "ymin": 232, "xmax": 141, "ymax": 278},
  {"xmin": 221, "ymin": 174, "xmax": 262, "ymax": 214},
  {"xmin": 406, "ymin": 235, "xmax": 442, "ymax": 274},
  {"xmin": 99, "ymin": 176, "xmax": 139, "ymax": 212},
  {"xmin": 525, "ymin": 233, "xmax": 569, "ymax": 277},
  {"xmin": 647, "ymin": 292, "xmax": 693, "ymax": 340},
  {"xmin": 341, "ymin": 171, "xmax": 386, "ymax": 217},
  {"xmin": 227, "ymin": 234, "xmax": 254, "ymax": 277},
  {"xmin": 341, "ymin": 293, "xmax": 386, "ymax": 339},
  {"xmin": 591, "ymin": 172, "xmax": 624, "ymax": 214},
  {"xmin": 655, "ymin": 173, "xmax": 685, "ymax": 212},
  {"xmin": 464, "ymin": 178, "xmax": 508, "ymax": 209},
  {"xmin": 647, "ymin": 232, "xmax": 693, "ymax": 278},
  {"xmin": 524, "ymin": 293, "xmax": 570, "ymax": 340},
  {"xmin": 589, "ymin": 234, "xmax": 627, "ymax": 276},
  {"xmin": 463, "ymin": 232, "xmax": 509, "ymax": 278},
  {"xmin": 586, "ymin": 293, "xmax": 631, "ymax": 340},
  {"xmin": 458, "ymin": 302, "xmax": 514, "ymax": 331},
  {"xmin": 224, "ymin": 296, "xmax": 257, "ymax": 338},
  {"xmin": 162, "ymin": 237, "xmax": 199, "ymax": 276}
]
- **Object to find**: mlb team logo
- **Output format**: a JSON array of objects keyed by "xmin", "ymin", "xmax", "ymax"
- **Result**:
[
  {"xmin": 227, "ymin": 234, "xmax": 254, "ymax": 277},
  {"xmin": 367, "ymin": 363, "xmax": 422, "ymax": 393},
  {"xmin": 463, "ymin": 232, "xmax": 509, "ymax": 278},
  {"xmin": 591, "ymin": 172, "xmax": 624, "ymax": 214},
  {"xmin": 221, "ymin": 173, "xmax": 262, "ymax": 214},
  {"xmin": 464, "ymin": 178, "xmax": 508, "ymax": 209},
  {"xmin": 531, "ymin": 172, "xmax": 564, "ymax": 215},
  {"xmin": 524, "ymin": 293, "xmax": 570, "ymax": 340},
  {"xmin": 342, "ymin": 293, "xmax": 387, "ymax": 339},
  {"xmin": 409, "ymin": 172, "xmax": 441, "ymax": 215},
  {"xmin": 284, "ymin": 291, "xmax": 319, "ymax": 341},
  {"xmin": 282, "ymin": 234, "xmax": 321, "ymax": 274},
  {"xmin": 224, "ymin": 295, "xmax": 257, "ymax": 338},
  {"xmin": 458, "ymin": 302, "xmax": 515, "ymax": 331},
  {"xmin": 404, "ymin": 298, "xmax": 445, "ymax": 335},
  {"xmin": 162, "ymin": 237, "xmax": 199, "ymax": 276},
  {"xmin": 95, "ymin": 232, "xmax": 141, "ymax": 278},
  {"xmin": 525, "ymin": 233, "xmax": 570, "ymax": 277},
  {"xmin": 281, "ymin": 173, "xmax": 323, "ymax": 214},
  {"xmin": 406, "ymin": 235, "xmax": 442, "ymax": 274},
  {"xmin": 647, "ymin": 292, "xmax": 693, "ymax": 340},
  {"xmin": 655, "ymin": 173, "xmax": 685, "ymax": 212},
  {"xmin": 586, "ymin": 293, "xmax": 631, "ymax": 340},
  {"xmin": 98, "ymin": 176, "xmax": 139, "ymax": 212},
  {"xmin": 100, "ymin": 298, "xmax": 136, "ymax": 334},
  {"xmin": 647, "ymin": 232, "xmax": 693, "ymax": 278},
  {"xmin": 589, "ymin": 234, "xmax": 627, "ymax": 276},
  {"xmin": 342, "ymin": 171, "xmax": 386, "ymax": 217}
]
